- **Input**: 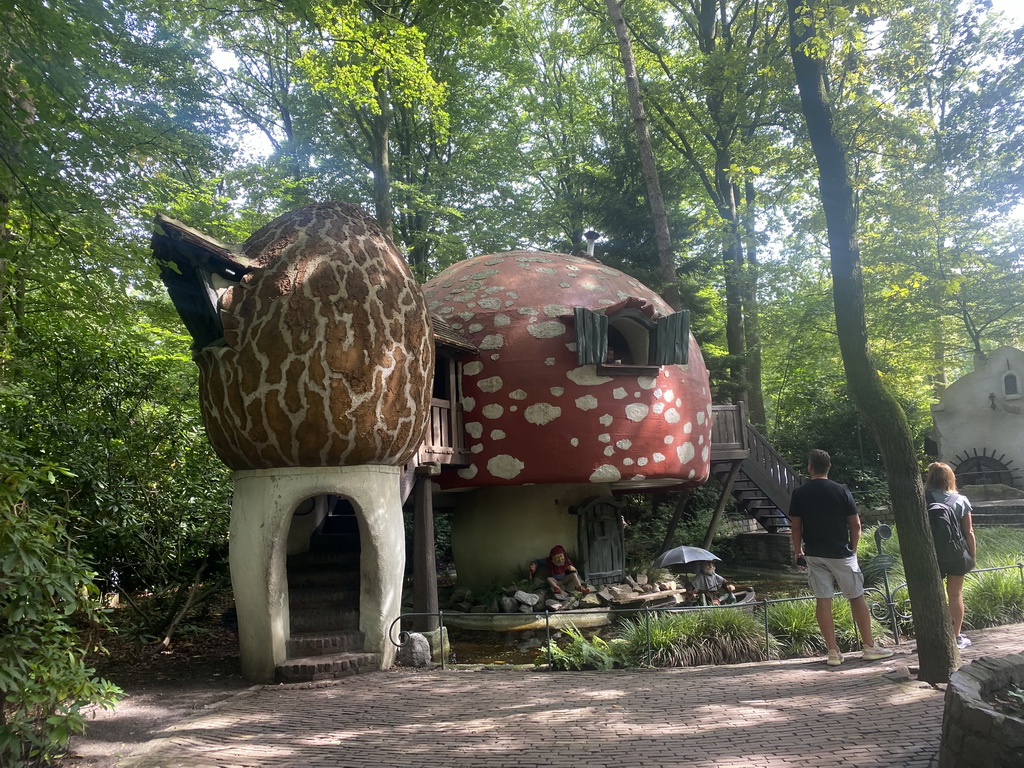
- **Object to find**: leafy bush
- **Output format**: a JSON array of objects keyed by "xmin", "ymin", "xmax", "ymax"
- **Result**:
[
  {"xmin": 615, "ymin": 608, "xmax": 776, "ymax": 667},
  {"xmin": 964, "ymin": 569, "xmax": 1024, "ymax": 630},
  {"xmin": 0, "ymin": 464, "xmax": 122, "ymax": 768},
  {"xmin": 762, "ymin": 599, "xmax": 824, "ymax": 657},
  {"xmin": 538, "ymin": 625, "xmax": 617, "ymax": 671}
]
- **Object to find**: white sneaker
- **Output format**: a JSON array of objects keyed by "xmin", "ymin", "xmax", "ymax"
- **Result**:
[
  {"xmin": 956, "ymin": 635, "xmax": 972, "ymax": 650},
  {"xmin": 862, "ymin": 644, "xmax": 895, "ymax": 661},
  {"xmin": 826, "ymin": 649, "xmax": 844, "ymax": 666}
]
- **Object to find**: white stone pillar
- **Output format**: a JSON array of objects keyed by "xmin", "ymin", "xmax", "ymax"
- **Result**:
[{"xmin": 229, "ymin": 465, "xmax": 404, "ymax": 682}]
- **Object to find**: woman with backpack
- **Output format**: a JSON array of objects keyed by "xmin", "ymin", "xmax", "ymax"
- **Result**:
[{"xmin": 925, "ymin": 461, "xmax": 978, "ymax": 650}]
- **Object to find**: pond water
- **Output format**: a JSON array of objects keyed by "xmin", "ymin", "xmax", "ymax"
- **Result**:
[{"xmin": 442, "ymin": 564, "xmax": 810, "ymax": 665}]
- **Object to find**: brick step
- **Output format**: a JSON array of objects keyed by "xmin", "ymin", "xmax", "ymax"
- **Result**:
[
  {"xmin": 289, "ymin": 586, "xmax": 359, "ymax": 607},
  {"xmin": 290, "ymin": 607, "xmax": 360, "ymax": 633},
  {"xmin": 287, "ymin": 566, "xmax": 360, "ymax": 589},
  {"xmin": 287, "ymin": 630, "xmax": 366, "ymax": 658},
  {"xmin": 971, "ymin": 512, "xmax": 1024, "ymax": 527},
  {"xmin": 275, "ymin": 651, "xmax": 380, "ymax": 683}
]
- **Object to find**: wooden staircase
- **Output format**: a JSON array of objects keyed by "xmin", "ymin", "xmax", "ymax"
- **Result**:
[
  {"xmin": 275, "ymin": 511, "xmax": 380, "ymax": 683},
  {"xmin": 710, "ymin": 404, "xmax": 802, "ymax": 533}
]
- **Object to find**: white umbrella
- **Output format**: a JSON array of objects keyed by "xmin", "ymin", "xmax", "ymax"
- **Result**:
[{"xmin": 651, "ymin": 545, "xmax": 720, "ymax": 570}]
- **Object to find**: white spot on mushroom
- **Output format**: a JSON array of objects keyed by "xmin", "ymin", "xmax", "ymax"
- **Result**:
[
  {"xmin": 570, "ymin": 438, "xmax": 579, "ymax": 447},
  {"xmin": 623, "ymin": 458, "xmax": 634, "ymax": 466},
  {"xmin": 677, "ymin": 443, "xmax": 695, "ymax": 463},
  {"xmin": 545, "ymin": 358, "xmax": 557, "ymax": 366},
  {"xmin": 663, "ymin": 389, "xmax": 674, "ymax": 402},
  {"xmin": 637, "ymin": 457, "xmax": 649, "ymax": 467},
  {"xmin": 478, "ymin": 298, "xmax": 502, "ymax": 310},
  {"xmin": 688, "ymin": 469, "xmax": 696, "ymax": 479},
  {"xmin": 481, "ymin": 334, "xmax": 505, "ymax": 350},
  {"xmin": 506, "ymin": 291, "xmax": 519, "ymax": 299},
  {"xmin": 457, "ymin": 465, "xmax": 478, "ymax": 480},
  {"xmin": 598, "ymin": 433, "xmax": 611, "ymax": 443},
  {"xmin": 536, "ymin": 267, "xmax": 557, "ymax": 275},
  {"xmin": 604, "ymin": 446, "xmax": 615, "ymax": 457},
  {"xmin": 517, "ymin": 306, "xmax": 539, "ymax": 316},
  {"xmin": 559, "ymin": 282, "xmax": 570, "ymax": 288},
  {"xmin": 683, "ymin": 422, "xmax": 693, "ymax": 434},
  {"xmin": 469, "ymin": 323, "xmax": 484, "ymax": 333},
  {"xmin": 464, "ymin": 362, "xmax": 483, "ymax": 376},
  {"xmin": 459, "ymin": 311, "xmax": 474, "ymax": 321},
  {"xmin": 525, "ymin": 403, "xmax": 561, "ymax": 425},
  {"xmin": 654, "ymin": 388, "xmax": 663, "ymax": 399},
  {"xmin": 589, "ymin": 465, "xmax": 621, "ymax": 483},
  {"xmin": 653, "ymin": 453, "xmax": 666, "ymax": 463},
  {"xmin": 527, "ymin": 321, "xmax": 567, "ymax": 339},
  {"xmin": 471, "ymin": 444, "xmax": 483, "ymax": 454},
  {"xmin": 696, "ymin": 411, "xmax": 706, "ymax": 425},
  {"xmin": 665, "ymin": 408, "xmax": 680, "ymax": 424},
  {"xmin": 550, "ymin": 387, "xmax": 564, "ymax": 396},
  {"xmin": 478, "ymin": 376, "xmax": 503, "ymax": 393},
  {"xmin": 491, "ymin": 354, "xmax": 500, "ymax": 360},
  {"xmin": 543, "ymin": 304, "xmax": 571, "ymax": 317},
  {"xmin": 465, "ymin": 422, "xmax": 483, "ymax": 439},
  {"xmin": 702, "ymin": 446, "xmax": 710, "ymax": 462},
  {"xmin": 599, "ymin": 414, "xmax": 613, "ymax": 426},
  {"xmin": 509, "ymin": 389, "xmax": 527, "ymax": 400},
  {"xmin": 676, "ymin": 399, "xmax": 683, "ymax": 408},
  {"xmin": 616, "ymin": 439, "xmax": 632, "ymax": 450},
  {"xmin": 613, "ymin": 387, "xmax": 627, "ymax": 400},
  {"xmin": 462, "ymin": 396, "xmax": 476, "ymax": 412},
  {"xmin": 488, "ymin": 455, "xmax": 525, "ymax": 479},
  {"xmin": 567, "ymin": 367, "xmax": 612, "ymax": 386},
  {"xmin": 653, "ymin": 402, "xmax": 665, "ymax": 415},
  {"xmin": 626, "ymin": 403, "xmax": 650, "ymax": 422},
  {"xmin": 575, "ymin": 395, "xmax": 598, "ymax": 411},
  {"xmin": 698, "ymin": 435, "xmax": 705, "ymax": 444},
  {"xmin": 664, "ymin": 435, "xmax": 675, "ymax": 444},
  {"xmin": 491, "ymin": 429, "xmax": 506, "ymax": 440},
  {"xmin": 494, "ymin": 314, "xmax": 511, "ymax": 327},
  {"xmin": 482, "ymin": 404, "xmax": 504, "ymax": 419},
  {"xmin": 565, "ymin": 342, "xmax": 577, "ymax": 352},
  {"xmin": 638, "ymin": 377, "xmax": 657, "ymax": 390},
  {"xmin": 509, "ymin": 405, "xmax": 518, "ymax": 412}
]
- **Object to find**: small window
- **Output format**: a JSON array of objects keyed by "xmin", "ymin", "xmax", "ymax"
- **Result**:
[
  {"xmin": 1005, "ymin": 372, "xmax": 1020, "ymax": 399},
  {"xmin": 574, "ymin": 307, "xmax": 690, "ymax": 373}
]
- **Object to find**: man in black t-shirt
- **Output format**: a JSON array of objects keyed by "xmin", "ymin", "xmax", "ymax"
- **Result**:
[{"xmin": 789, "ymin": 449, "xmax": 894, "ymax": 666}]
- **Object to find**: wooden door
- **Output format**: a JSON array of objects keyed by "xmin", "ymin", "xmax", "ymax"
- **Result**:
[{"xmin": 576, "ymin": 497, "xmax": 626, "ymax": 584}]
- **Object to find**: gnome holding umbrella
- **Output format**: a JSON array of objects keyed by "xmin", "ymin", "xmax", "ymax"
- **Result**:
[{"xmin": 653, "ymin": 545, "xmax": 736, "ymax": 605}]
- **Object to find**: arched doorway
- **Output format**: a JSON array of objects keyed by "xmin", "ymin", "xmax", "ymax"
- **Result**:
[{"xmin": 953, "ymin": 448, "xmax": 1019, "ymax": 487}]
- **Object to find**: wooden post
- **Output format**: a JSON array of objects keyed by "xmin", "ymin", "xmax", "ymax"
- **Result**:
[
  {"xmin": 703, "ymin": 460, "xmax": 742, "ymax": 549},
  {"xmin": 412, "ymin": 465, "xmax": 439, "ymax": 631}
]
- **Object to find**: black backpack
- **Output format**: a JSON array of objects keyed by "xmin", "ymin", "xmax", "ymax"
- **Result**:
[{"xmin": 927, "ymin": 492, "xmax": 972, "ymax": 571}]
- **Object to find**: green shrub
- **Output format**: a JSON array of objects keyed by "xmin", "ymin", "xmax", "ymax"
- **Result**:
[
  {"xmin": 964, "ymin": 569, "xmax": 1024, "ymax": 630},
  {"xmin": 615, "ymin": 608, "xmax": 776, "ymax": 668},
  {"xmin": 762, "ymin": 599, "xmax": 824, "ymax": 657},
  {"xmin": 537, "ymin": 624, "xmax": 616, "ymax": 670},
  {"xmin": 0, "ymin": 464, "xmax": 122, "ymax": 768}
]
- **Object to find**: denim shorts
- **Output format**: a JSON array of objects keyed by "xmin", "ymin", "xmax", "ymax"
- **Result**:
[{"xmin": 806, "ymin": 555, "xmax": 864, "ymax": 599}]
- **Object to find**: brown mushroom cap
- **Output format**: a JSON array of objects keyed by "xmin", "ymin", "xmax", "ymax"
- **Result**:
[{"xmin": 197, "ymin": 202, "xmax": 434, "ymax": 469}]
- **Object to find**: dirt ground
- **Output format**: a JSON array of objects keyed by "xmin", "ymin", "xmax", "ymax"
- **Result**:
[{"xmin": 57, "ymin": 616, "xmax": 249, "ymax": 768}]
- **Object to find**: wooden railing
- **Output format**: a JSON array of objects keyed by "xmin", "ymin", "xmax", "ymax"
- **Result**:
[
  {"xmin": 418, "ymin": 398, "xmax": 470, "ymax": 465},
  {"xmin": 742, "ymin": 421, "xmax": 802, "ymax": 508}
]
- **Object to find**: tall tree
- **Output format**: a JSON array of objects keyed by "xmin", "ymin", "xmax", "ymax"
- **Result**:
[{"xmin": 786, "ymin": 0, "xmax": 957, "ymax": 682}]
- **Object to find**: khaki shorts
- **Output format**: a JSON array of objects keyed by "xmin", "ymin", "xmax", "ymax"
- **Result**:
[{"xmin": 806, "ymin": 555, "xmax": 864, "ymax": 599}]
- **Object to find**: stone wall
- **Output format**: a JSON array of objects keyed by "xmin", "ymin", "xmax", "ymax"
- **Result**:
[
  {"xmin": 735, "ymin": 532, "xmax": 792, "ymax": 567},
  {"xmin": 940, "ymin": 654, "xmax": 1024, "ymax": 768}
]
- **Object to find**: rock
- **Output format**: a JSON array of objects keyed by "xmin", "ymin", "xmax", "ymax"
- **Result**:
[
  {"xmin": 397, "ymin": 632, "xmax": 431, "ymax": 668},
  {"xmin": 608, "ymin": 585, "xmax": 637, "ymax": 600},
  {"xmin": 641, "ymin": 584, "xmax": 656, "ymax": 593},
  {"xmin": 470, "ymin": 604, "xmax": 488, "ymax": 613},
  {"xmin": 597, "ymin": 588, "xmax": 615, "ymax": 603},
  {"xmin": 500, "ymin": 596, "xmax": 518, "ymax": 613},
  {"xmin": 518, "ymin": 603, "xmax": 534, "ymax": 613},
  {"xmin": 635, "ymin": 573, "xmax": 648, "ymax": 586},
  {"xmin": 454, "ymin": 601, "xmax": 473, "ymax": 612},
  {"xmin": 451, "ymin": 588, "xmax": 473, "ymax": 604},
  {"xmin": 580, "ymin": 593, "xmax": 602, "ymax": 608},
  {"xmin": 514, "ymin": 590, "xmax": 540, "ymax": 606},
  {"xmin": 545, "ymin": 599, "xmax": 563, "ymax": 611},
  {"xmin": 625, "ymin": 574, "xmax": 640, "ymax": 589}
]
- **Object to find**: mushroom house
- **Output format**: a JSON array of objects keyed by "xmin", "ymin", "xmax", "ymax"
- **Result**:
[{"xmin": 422, "ymin": 250, "xmax": 712, "ymax": 588}]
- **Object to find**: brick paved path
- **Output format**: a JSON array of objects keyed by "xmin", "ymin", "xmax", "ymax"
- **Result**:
[{"xmin": 120, "ymin": 623, "xmax": 1022, "ymax": 768}]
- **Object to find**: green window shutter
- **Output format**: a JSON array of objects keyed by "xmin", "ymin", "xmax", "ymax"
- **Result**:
[
  {"xmin": 652, "ymin": 310, "xmax": 690, "ymax": 365},
  {"xmin": 574, "ymin": 307, "xmax": 609, "ymax": 365}
]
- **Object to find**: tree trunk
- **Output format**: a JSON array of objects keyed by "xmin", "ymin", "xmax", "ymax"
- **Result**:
[
  {"xmin": 605, "ymin": 0, "xmax": 679, "ymax": 309},
  {"xmin": 742, "ymin": 180, "xmax": 767, "ymax": 429},
  {"xmin": 786, "ymin": 0, "xmax": 957, "ymax": 683},
  {"xmin": 370, "ymin": 91, "xmax": 394, "ymax": 239}
]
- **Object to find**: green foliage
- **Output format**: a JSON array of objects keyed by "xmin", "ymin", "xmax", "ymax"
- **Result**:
[
  {"xmin": 761, "ymin": 599, "xmax": 825, "ymax": 658},
  {"xmin": 0, "ymin": 464, "xmax": 122, "ymax": 767},
  {"xmin": 615, "ymin": 608, "xmax": 776, "ymax": 668},
  {"xmin": 538, "ymin": 624, "xmax": 617, "ymax": 671},
  {"xmin": 964, "ymin": 570, "xmax": 1024, "ymax": 630}
]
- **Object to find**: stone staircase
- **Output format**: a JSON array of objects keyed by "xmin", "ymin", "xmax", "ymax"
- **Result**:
[
  {"xmin": 968, "ymin": 498, "xmax": 1024, "ymax": 528},
  {"xmin": 275, "ymin": 513, "xmax": 380, "ymax": 683}
]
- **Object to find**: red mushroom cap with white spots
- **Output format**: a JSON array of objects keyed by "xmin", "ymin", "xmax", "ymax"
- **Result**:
[{"xmin": 423, "ymin": 251, "xmax": 712, "ymax": 490}]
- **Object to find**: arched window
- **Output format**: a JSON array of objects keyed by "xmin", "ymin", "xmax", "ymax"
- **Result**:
[{"xmin": 574, "ymin": 307, "xmax": 690, "ymax": 374}]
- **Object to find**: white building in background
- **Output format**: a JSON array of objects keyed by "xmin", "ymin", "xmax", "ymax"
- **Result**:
[{"xmin": 931, "ymin": 346, "xmax": 1024, "ymax": 489}]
